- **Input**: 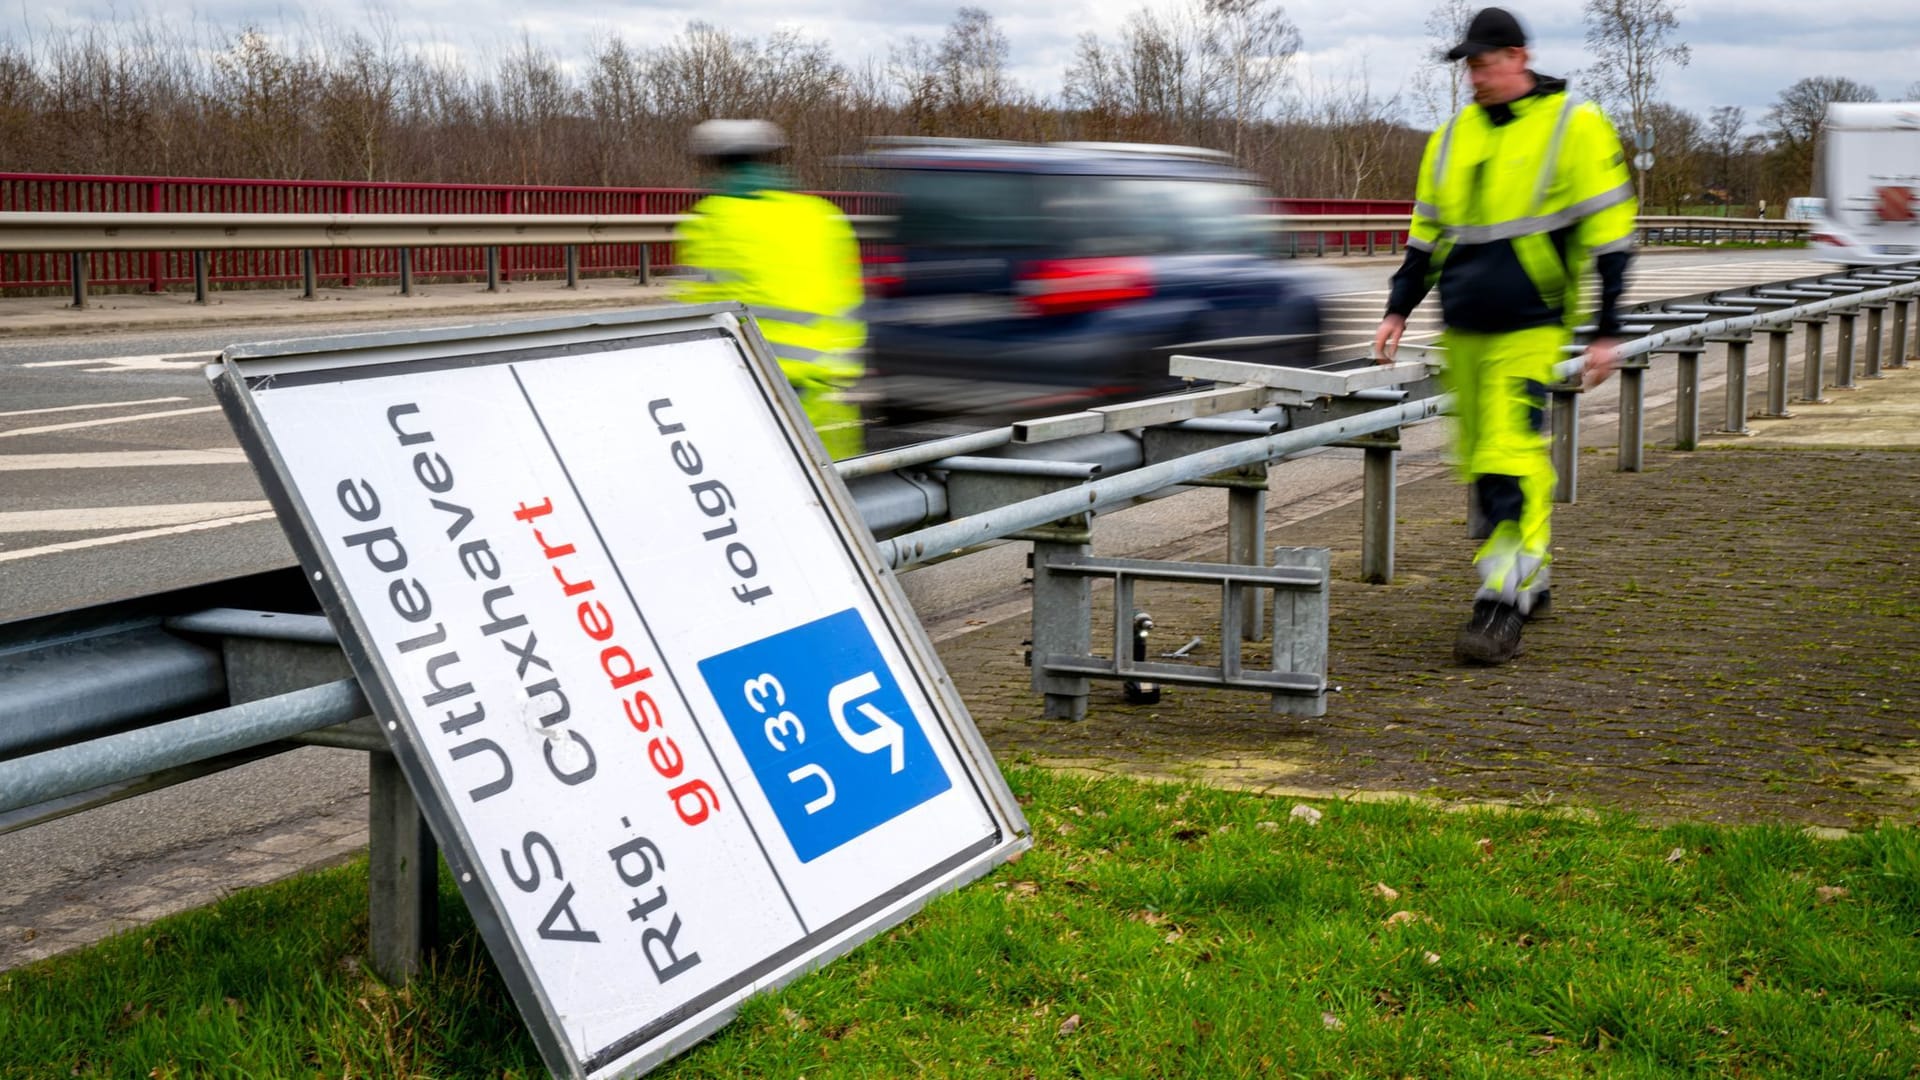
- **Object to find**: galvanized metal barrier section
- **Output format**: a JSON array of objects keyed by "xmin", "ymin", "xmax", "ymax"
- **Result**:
[
  {"xmin": 1, "ymin": 210, "xmax": 1810, "ymax": 307},
  {"xmin": 4, "ymin": 259, "xmax": 1918, "ymax": 981},
  {"xmin": 1030, "ymin": 549, "xmax": 1332, "ymax": 719}
]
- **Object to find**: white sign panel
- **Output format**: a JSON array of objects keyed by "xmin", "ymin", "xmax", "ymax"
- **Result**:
[{"xmin": 210, "ymin": 306, "xmax": 1029, "ymax": 1079}]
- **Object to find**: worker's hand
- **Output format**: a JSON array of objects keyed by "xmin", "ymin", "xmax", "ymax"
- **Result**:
[
  {"xmin": 1372, "ymin": 314, "xmax": 1407, "ymax": 364},
  {"xmin": 1583, "ymin": 338, "xmax": 1620, "ymax": 388}
]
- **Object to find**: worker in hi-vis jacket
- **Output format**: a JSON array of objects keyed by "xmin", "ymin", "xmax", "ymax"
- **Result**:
[{"xmin": 1374, "ymin": 6, "xmax": 1636, "ymax": 665}]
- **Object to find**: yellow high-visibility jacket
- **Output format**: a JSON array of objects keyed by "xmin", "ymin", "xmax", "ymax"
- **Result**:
[
  {"xmin": 1392, "ymin": 77, "xmax": 1637, "ymax": 338},
  {"xmin": 675, "ymin": 189, "xmax": 867, "ymax": 458}
]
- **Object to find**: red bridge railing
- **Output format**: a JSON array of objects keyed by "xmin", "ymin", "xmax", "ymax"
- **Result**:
[
  {"xmin": 0, "ymin": 173, "xmax": 899, "ymax": 293},
  {"xmin": 0, "ymin": 173, "xmax": 1404, "ymax": 294}
]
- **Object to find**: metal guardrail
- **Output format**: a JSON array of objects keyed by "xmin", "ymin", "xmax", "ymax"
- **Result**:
[
  {"xmin": 5, "ymin": 260, "xmax": 1917, "ymax": 979},
  {"xmin": 0, "ymin": 211, "xmax": 903, "ymax": 253},
  {"xmin": 1636, "ymin": 215, "xmax": 1808, "ymax": 245},
  {"xmin": 1, "ymin": 211, "xmax": 1811, "ymax": 306}
]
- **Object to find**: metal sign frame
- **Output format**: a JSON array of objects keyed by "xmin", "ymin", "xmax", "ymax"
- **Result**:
[{"xmin": 206, "ymin": 302, "xmax": 1030, "ymax": 1078}]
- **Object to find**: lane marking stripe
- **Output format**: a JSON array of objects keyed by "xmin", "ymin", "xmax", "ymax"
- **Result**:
[
  {"xmin": 0, "ymin": 511, "xmax": 279, "ymax": 563},
  {"xmin": 0, "ymin": 396, "xmax": 189, "ymax": 419},
  {"xmin": 20, "ymin": 354, "xmax": 211, "ymax": 370},
  {"xmin": 0, "ymin": 449, "xmax": 246, "ymax": 472},
  {"xmin": 0, "ymin": 501, "xmax": 272, "ymax": 534},
  {"xmin": 0, "ymin": 405, "xmax": 221, "ymax": 438}
]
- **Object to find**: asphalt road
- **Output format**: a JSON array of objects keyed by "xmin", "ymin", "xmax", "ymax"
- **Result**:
[{"xmin": 0, "ymin": 248, "xmax": 1848, "ymax": 969}]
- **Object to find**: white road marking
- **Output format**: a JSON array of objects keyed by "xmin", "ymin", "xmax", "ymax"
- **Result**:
[
  {"xmin": 0, "ymin": 501, "xmax": 271, "ymax": 534},
  {"xmin": 20, "ymin": 353, "xmax": 213, "ymax": 372},
  {"xmin": 0, "ymin": 448, "xmax": 246, "ymax": 471},
  {"xmin": 0, "ymin": 396, "xmax": 189, "ymax": 419},
  {"xmin": 0, "ymin": 405, "xmax": 221, "ymax": 438},
  {"xmin": 0, "ymin": 511, "xmax": 279, "ymax": 562}
]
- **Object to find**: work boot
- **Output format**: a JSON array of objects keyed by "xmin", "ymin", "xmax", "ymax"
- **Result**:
[{"xmin": 1455, "ymin": 598, "xmax": 1525, "ymax": 665}]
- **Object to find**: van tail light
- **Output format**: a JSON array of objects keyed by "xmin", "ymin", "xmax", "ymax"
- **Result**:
[
  {"xmin": 862, "ymin": 245, "xmax": 903, "ymax": 297},
  {"xmin": 1015, "ymin": 257, "xmax": 1154, "ymax": 316},
  {"xmin": 1811, "ymin": 232, "xmax": 1840, "ymax": 247}
]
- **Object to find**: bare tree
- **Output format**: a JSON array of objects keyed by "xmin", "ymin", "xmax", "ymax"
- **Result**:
[
  {"xmin": 1764, "ymin": 75, "xmax": 1877, "ymax": 196},
  {"xmin": 1640, "ymin": 102, "xmax": 1699, "ymax": 211},
  {"xmin": 493, "ymin": 35, "xmax": 577, "ymax": 184},
  {"xmin": 1201, "ymin": 0, "xmax": 1300, "ymax": 160},
  {"xmin": 1061, "ymin": 31, "xmax": 1126, "ymax": 136},
  {"xmin": 582, "ymin": 35, "xmax": 650, "ymax": 186},
  {"xmin": 0, "ymin": 7, "xmax": 1428, "ymax": 200},
  {"xmin": 317, "ymin": 22, "xmax": 402, "ymax": 182},
  {"xmin": 1583, "ymin": 0, "xmax": 1691, "ymax": 205},
  {"xmin": 1062, "ymin": 0, "xmax": 1297, "ymax": 156},
  {"xmin": 651, "ymin": 22, "xmax": 763, "ymax": 123},
  {"xmin": 211, "ymin": 28, "xmax": 319, "ymax": 178},
  {"xmin": 1904, "ymin": 80, "xmax": 1920, "ymax": 101},
  {"xmin": 889, "ymin": 8, "xmax": 1016, "ymax": 135},
  {"xmin": 1704, "ymin": 105, "xmax": 1743, "ymax": 211},
  {"xmin": 1408, "ymin": 0, "xmax": 1472, "ymax": 128}
]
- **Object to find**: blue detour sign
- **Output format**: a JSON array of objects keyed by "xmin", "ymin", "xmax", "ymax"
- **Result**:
[{"xmin": 700, "ymin": 609, "xmax": 954, "ymax": 862}]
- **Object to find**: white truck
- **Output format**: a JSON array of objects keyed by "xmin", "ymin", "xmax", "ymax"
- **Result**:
[{"xmin": 1812, "ymin": 102, "xmax": 1920, "ymax": 265}]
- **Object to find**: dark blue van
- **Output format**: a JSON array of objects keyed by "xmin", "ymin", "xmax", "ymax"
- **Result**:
[{"xmin": 857, "ymin": 139, "xmax": 1325, "ymax": 441}]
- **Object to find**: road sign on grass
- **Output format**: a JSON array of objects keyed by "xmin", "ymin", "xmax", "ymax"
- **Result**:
[{"xmin": 209, "ymin": 303, "xmax": 1029, "ymax": 1079}]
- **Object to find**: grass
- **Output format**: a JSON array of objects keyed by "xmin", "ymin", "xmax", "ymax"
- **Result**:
[{"xmin": 6, "ymin": 768, "xmax": 1920, "ymax": 1078}]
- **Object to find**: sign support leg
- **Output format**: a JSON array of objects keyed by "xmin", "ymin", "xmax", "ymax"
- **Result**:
[{"xmin": 369, "ymin": 751, "xmax": 439, "ymax": 985}]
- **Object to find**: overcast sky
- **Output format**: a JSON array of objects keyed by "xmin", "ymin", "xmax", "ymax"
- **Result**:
[{"xmin": 9, "ymin": 0, "xmax": 1917, "ymax": 131}]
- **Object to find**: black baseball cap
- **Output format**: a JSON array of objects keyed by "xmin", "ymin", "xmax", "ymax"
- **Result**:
[{"xmin": 1447, "ymin": 7, "xmax": 1528, "ymax": 60}]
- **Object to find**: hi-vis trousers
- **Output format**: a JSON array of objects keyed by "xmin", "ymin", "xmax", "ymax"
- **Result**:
[{"xmin": 1441, "ymin": 325, "xmax": 1565, "ymax": 613}]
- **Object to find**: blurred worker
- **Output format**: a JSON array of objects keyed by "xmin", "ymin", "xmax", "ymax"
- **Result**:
[
  {"xmin": 675, "ymin": 119, "xmax": 868, "ymax": 459},
  {"xmin": 1371, "ymin": 6, "xmax": 1635, "ymax": 665}
]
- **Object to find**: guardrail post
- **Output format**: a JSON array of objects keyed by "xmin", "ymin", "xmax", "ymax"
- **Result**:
[
  {"xmin": 1761, "ymin": 327, "xmax": 1793, "ymax": 418},
  {"xmin": 1029, "ymin": 540, "xmax": 1092, "ymax": 722},
  {"xmin": 1717, "ymin": 336, "xmax": 1752, "ymax": 435},
  {"xmin": 1798, "ymin": 317, "xmax": 1829, "ymax": 403},
  {"xmin": 1228, "ymin": 484, "xmax": 1268, "ymax": 641},
  {"xmin": 1863, "ymin": 304, "xmax": 1886, "ymax": 378},
  {"xmin": 1833, "ymin": 311, "xmax": 1857, "ymax": 389},
  {"xmin": 1891, "ymin": 299, "xmax": 1911, "ymax": 368},
  {"xmin": 68, "ymin": 252, "xmax": 87, "ymax": 309},
  {"xmin": 638, "ymin": 243, "xmax": 654, "ymax": 287},
  {"xmin": 565, "ymin": 245, "xmax": 579, "ymax": 289},
  {"xmin": 485, "ymin": 247, "xmax": 501, "ymax": 292},
  {"xmin": 301, "ymin": 250, "xmax": 317, "ymax": 300},
  {"xmin": 1341, "ymin": 231, "xmax": 1351, "ymax": 257},
  {"xmin": 192, "ymin": 251, "xmax": 209, "ymax": 304},
  {"xmin": 1616, "ymin": 358, "xmax": 1648, "ymax": 471},
  {"xmin": 1896, "ymin": 294, "xmax": 1912, "ymax": 365},
  {"xmin": 1549, "ymin": 383, "xmax": 1581, "ymax": 502},
  {"xmin": 1674, "ymin": 346, "xmax": 1704, "ymax": 451},
  {"xmin": 369, "ymin": 750, "xmax": 439, "ymax": 984},
  {"xmin": 1365, "ymin": 230, "xmax": 1376, "ymax": 256},
  {"xmin": 1359, "ymin": 430, "xmax": 1399, "ymax": 583},
  {"xmin": 1316, "ymin": 232, "xmax": 1326, "ymax": 258},
  {"xmin": 398, "ymin": 248, "xmax": 414, "ymax": 297}
]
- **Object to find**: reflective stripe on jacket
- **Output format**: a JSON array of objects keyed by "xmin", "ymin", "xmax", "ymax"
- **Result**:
[{"xmin": 1406, "ymin": 82, "xmax": 1637, "ymax": 334}]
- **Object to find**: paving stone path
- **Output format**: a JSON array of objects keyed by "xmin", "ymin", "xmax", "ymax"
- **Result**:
[{"xmin": 948, "ymin": 445, "xmax": 1920, "ymax": 830}]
